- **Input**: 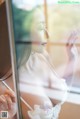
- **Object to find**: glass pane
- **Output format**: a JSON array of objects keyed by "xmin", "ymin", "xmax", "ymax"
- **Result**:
[
  {"xmin": 0, "ymin": 2, "xmax": 18, "ymax": 119},
  {"xmin": 11, "ymin": 0, "xmax": 80, "ymax": 119}
]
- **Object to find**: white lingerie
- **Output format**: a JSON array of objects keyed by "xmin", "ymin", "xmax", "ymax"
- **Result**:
[
  {"xmin": 19, "ymin": 50, "xmax": 68, "ymax": 119},
  {"xmin": 28, "ymin": 103, "xmax": 62, "ymax": 119}
]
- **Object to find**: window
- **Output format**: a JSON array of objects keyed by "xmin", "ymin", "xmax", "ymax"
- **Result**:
[{"xmin": 12, "ymin": 0, "xmax": 80, "ymax": 104}]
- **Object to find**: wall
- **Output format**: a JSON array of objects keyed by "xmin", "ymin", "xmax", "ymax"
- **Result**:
[{"xmin": 59, "ymin": 102, "xmax": 80, "ymax": 119}]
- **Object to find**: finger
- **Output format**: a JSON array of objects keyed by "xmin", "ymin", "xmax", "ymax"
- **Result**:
[
  {"xmin": 67, "ymin": 33, "xmax": 73, "ymax": 42},
  {"xmin": 70, "ymin": 36, "xmax": 77, "ymax": 47},
  {"xmin": 4, "ymin": 94, "xmax": 13, "ymax": 110},
  {"xmin": 0, "ymin": 102, "xmax": 5, "ymax": 111},
  {"xmin": 71, "ymin": 35, "xmax": 77, "ymax": 43},
  {"xmin": 67, "ymin": 36, "xmax": 77, "ymax": 47},
  {"xmin": 0, "ymin": 95, "xmax": 8, "ymax": 110},
  {"xmin": 68, "ymin": 31, "xmax": 77, "ymax": 43},
  {"xmin": 4, "ymin": 89, "xmax": 16, "ymax": 102},
  {"xmin": 0, "ymin": 102, "xmax": 3, "ymax": 111}
]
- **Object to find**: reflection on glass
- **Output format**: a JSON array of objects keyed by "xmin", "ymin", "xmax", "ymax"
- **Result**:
[
  {"xmin": 0, "ymin": 2, "xmax": 17, "ymax": 118},
  {"xmin": 10, "ymin": 0, "xmax": 80, "ymax": 119}
]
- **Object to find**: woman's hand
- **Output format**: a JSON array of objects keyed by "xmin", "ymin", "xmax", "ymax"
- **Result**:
[
  {"xmin": 0, "ymin": 89, "xmax": 17, "ymax": 118},
  {"xmin": 63, "ymin": 31, "xmax": 79, "ymax": 79},
  {"xmin": 66, "ymin": 31, "xmax": 78, "ymax": 60}
]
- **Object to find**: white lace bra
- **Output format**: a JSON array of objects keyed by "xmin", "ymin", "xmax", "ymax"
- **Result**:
[
  {"xmin": 19, "ymin": 51, "xmax": 67, "ymax": 119},
  {"xmin": 28, "ymin": 103, "xmax": 62, "ymax": 119}
]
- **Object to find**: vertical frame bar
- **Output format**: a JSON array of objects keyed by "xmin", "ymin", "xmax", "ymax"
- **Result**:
[{"xmin": 5, "ymin": 0, "xmax": 22, "ymax": 119}]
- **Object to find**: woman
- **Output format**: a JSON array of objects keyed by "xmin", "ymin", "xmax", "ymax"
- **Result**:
[
  {"xmin": 0, "ymin": 9, "xmax": 78, "ymax": 119},
  {"xmin": 18, "ymin": 9, "xmax": 78, "ymax": 119}
]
